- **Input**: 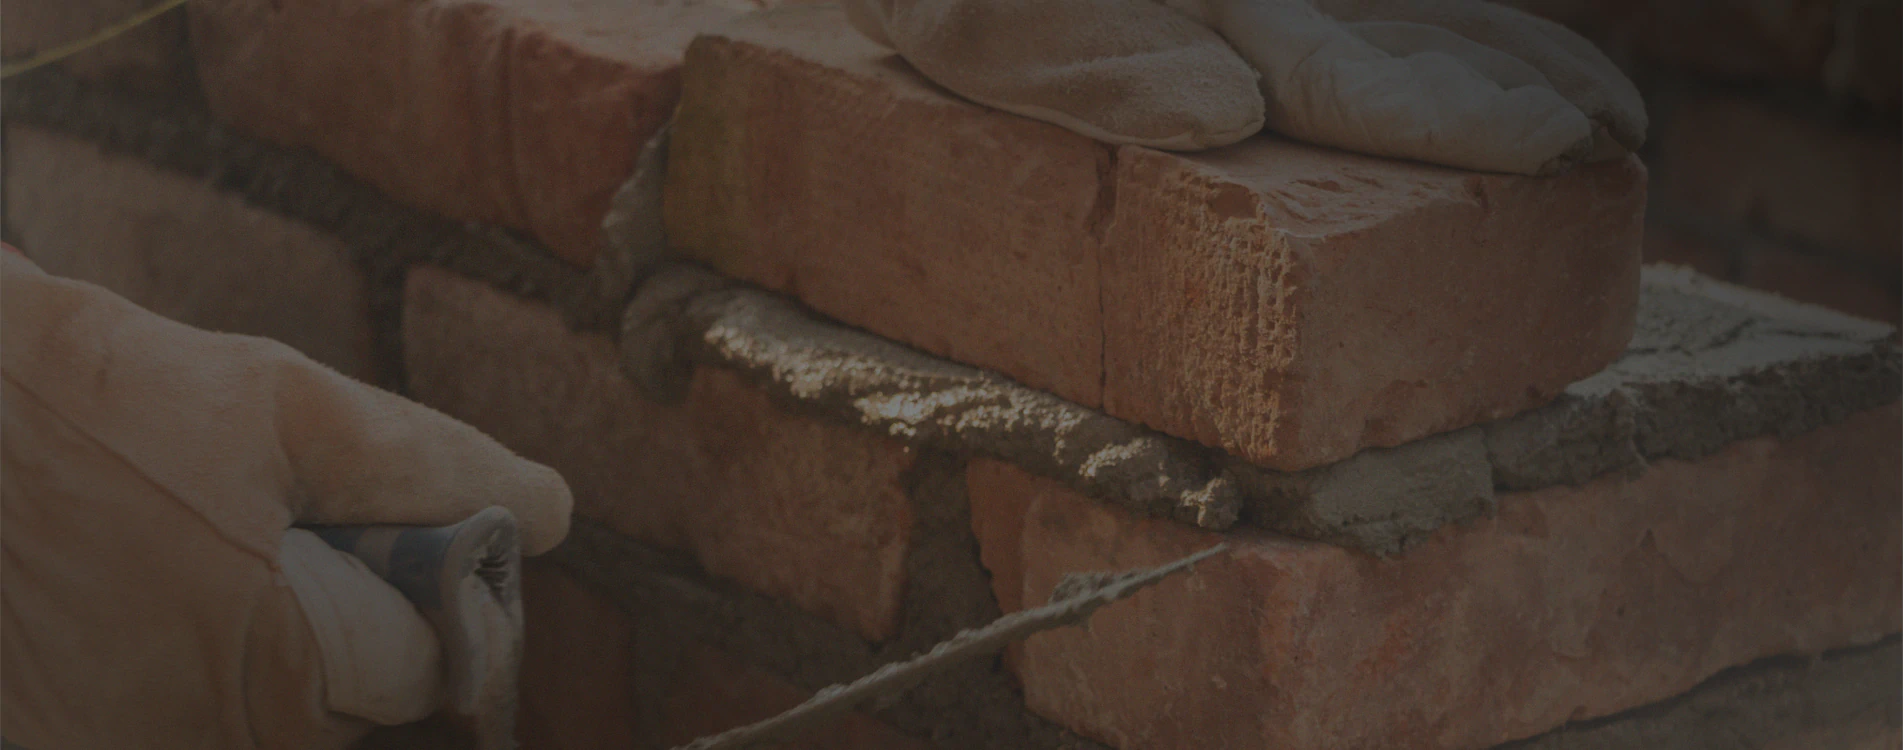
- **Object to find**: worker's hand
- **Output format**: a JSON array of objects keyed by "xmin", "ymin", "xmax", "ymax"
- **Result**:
[
  {"xmin": 1182, "ymin": 0, "xmax": 1646, "ymax": 175},
  {"xmin": 844, "ymin": 0, "xmax": 1644, "ymax": 175},
  {"xmin": 841, "ymin": 0, "xmax": 1267, "ymax": 150},
  {"xmin": 1, "ymin": 249, "xmax": 573, "ymax": 749}
]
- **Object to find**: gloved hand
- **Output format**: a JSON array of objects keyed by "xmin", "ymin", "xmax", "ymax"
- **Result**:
[
  {"xmin": 841, "ymin": 0, "xmax": 1268, "ymax": 150},
  {"xmin": 1, "ymin": 248, "xmax": 573, "ymax": 750},
  {"xmin": 843, "ymin": 0, "xmax": 1645, "ymax": 175}
]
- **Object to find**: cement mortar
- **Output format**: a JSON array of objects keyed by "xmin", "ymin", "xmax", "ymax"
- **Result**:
[
  {"xmin": 623, "ymin": 264, "xmax": 1244, "ymax": 530},
  {"xmin": 1487, "ymin": 266, "xmax": 1901, "ymax": 491},
  {"xmin": 1497, "ymin": 637, "xmax": 1900, "ymax": 749},
  {"xmin": 623, "ymin": 262, "xmax": 1899, "ymax": 556}
]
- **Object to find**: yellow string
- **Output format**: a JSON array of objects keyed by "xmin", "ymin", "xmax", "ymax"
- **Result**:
[{"xmin": 0, "ymin": 0, "xmax": 192, "ymax": 79}]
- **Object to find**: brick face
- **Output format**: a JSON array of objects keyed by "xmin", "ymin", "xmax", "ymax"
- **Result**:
[
  {"xmin": 403, "ymin": 265, "xmax": 916, "ymax": 641},
  {"xmin": 1, "ymin": 125, "xmax": 378, "ymax": 382},
  {"xmin": 665, "ymin": 17, "xmax": 1112, "ymax": 406},
  {"xmin": 186, "ymin": 0, "xmax": 780, "ymax": 267},
  {"xmin": 666, "ymin": 5, "xmax": 1647, "ymax": 472},
  {"xmin": 969, "ymin": 403, "xmax": 1902, "ymax": 750},
  {"xmin": 1103, "ymin": 145, "xmax": 1645, "ymax": 470}
]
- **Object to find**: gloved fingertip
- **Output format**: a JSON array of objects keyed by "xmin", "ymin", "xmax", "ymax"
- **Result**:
[{"xmin": 513, "ymin": 462, "xmax": 574, "ymax": 557}]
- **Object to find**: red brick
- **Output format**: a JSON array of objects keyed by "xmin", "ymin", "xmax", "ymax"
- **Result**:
[
  {"xmin": 968, "ymin": 403, "xmax": 1902, "ymax": 750},
  {"xmin": 664, "ymin": 8, "xmax": 1110, "ymax": 406},
  {"xmin": 517, "ymin": 562, "xmax": 639, "ymax": 750},
  {"xmin": 666, "ymin": 5, "xmax": 1647, "ymax": 472},
  {"xmin": 0, "ymin": 0, "xmax": 192, "ymax": 95},
  {"xmin": 1654, "ymin": 93, "xmax": 1903, "ymax": 273},
  {"xmin": 650, "ymin": 643, "xmax": 933, "ymax": 750},
  {"xmin": 1740, "ymin": 243, "xmax": 1901, "ymax": 324},
  {"xmin": 186, "ymin": 0, "xmax": 781, "ymax": 267},
  {"xmin": 1103, "ymin": 145, "xmax": 1644, "ymax": 469},
  {"xmin": 1, "ymin": 125, "xmax": 377, "ymax": 382},
  {"xmin": 403, "ymin": 265, "xmax": 915, "ymax": 641}
]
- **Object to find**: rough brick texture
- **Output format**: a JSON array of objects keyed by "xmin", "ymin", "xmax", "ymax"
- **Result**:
[
  {"xmin": 968, "ymin": 402, "xmax": 1901, "ymax": 750},
  {"xmin": 0, "ymin": 0, "xmax": 193, "ymax": 96},
  {"xmin": 666, "ymin": 5, "xmax": 1647, "ymax": 472},
  {"xmin": 186, "ymin": 0, "xmax": 786, "ymax": 267},
  {"xmin": 404, "ymin": 265, "xmax": 915, "ymax": 641},
  {"xmin": 1, "ymin": 124, "xmax": 377, "ymax": 382}
]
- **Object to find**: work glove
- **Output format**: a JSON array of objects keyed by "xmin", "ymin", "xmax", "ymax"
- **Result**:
[
  {"xmin": 841, "ymin": 0, "xmax": 1268, "ymax": 150},
  {"xmin": 843, "ymin": 0, "xmax": 1645, "ymax": 175},
  {"xmin": 1, "ymin": 248, "xmax": 573, "ymax": 750}
]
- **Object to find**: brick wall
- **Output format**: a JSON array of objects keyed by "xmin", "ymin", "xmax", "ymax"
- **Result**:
[{"xmin": 2, "ymin": 1, "xmax": 1899, "ymax": 749}]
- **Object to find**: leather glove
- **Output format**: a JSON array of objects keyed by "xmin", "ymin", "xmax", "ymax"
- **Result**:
[
  {"xmin": 844, "ymin": 0, "xmax": 1645, "ymax": 175},
  {"xmin": 1, "ymin": 248, "xmax": 573, "ymax": 750}
]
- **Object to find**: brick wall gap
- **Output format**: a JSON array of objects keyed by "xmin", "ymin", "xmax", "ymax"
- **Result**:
[{"xmin": 544, "ymin": 516, "xmax": 1104, "ymax": 749}]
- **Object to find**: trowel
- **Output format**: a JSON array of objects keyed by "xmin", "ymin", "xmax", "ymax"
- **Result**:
[{"xmin": 308, "ymin": 506, "xmax": 526, "ymax": 750}]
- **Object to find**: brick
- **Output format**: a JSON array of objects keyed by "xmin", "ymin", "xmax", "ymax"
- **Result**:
[
  {"xmin": 0, "ymin": 0, "xmax": 192, "ymax": 96},
  {"xmin": 1654, "ymin": 93, "xmax": 1903, "ymax": 273},
  {"xmin": 1102, "ymin": 143, "xmax": 1644, "ymax": 470},
  {"xmin": 186, "ymin": 0, "xmax": 778, "ymax": 267},
  {"xmin": 403, "ymin": 265, "xmax": 915, "ymax": 641},
  {"xmin": 664, "ymin": 8, "xmax": 1110, "ymax": 406},
  {"xmin": 1740, "ymin": 243, "xmax": 1901, "ymax": 324},
  {"xmin": 665, "ymin": 5, "xmax": 1647, "ymax": 472},
  {"xmin": 1, "ymin": 125, "xmax": 377, "ymax": 382},
  {"xmin": 967, "ymin": 402, "xmax": 1901, "ymax": 750},
  {"xmin": 517, "ymin": 561, "xmax": 639, "ymax": 750}
]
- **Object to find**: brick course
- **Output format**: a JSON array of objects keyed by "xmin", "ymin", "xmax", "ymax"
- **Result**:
[
  {"xmin": 186, "ymin": 0, "xmax": 786, "ymax": 267},
  {"xmin": 404, "ymin": 265, "xmax": 916, "ymax": 641},
  {"xmin": 968, "ymin": 401, "xmax": 1901, "ymax": 750},
  {"xmin": 666, "ymin": 5, "xmax": 1648, "ymax": 472},
  {"xmin": 1, "ymin": 124, "xmax": 378, "ymax": 382}
]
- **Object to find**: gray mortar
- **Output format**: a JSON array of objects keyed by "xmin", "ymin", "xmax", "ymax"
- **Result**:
[
  {"xmin": 621, "ymin": 261, "xmax": 1902, "ymax": 556},
  {"xmin": 1487, "ymin": 266, "xmax": 1901, "ymax": 491},
  {"xmin": 623, "ymin": 263, "xmax": 1246, "ymax": 530},
  {"xmin": 595, "ymin": 117, "xmax": 674, "ymax": 310},
  {"xmin": 1496, "ymin": 636, "xmax": 1900, "ymax": 749},
  {"xmin": 1236, "ymin": 427, "xmax": 1496, "ymax": 555}
]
